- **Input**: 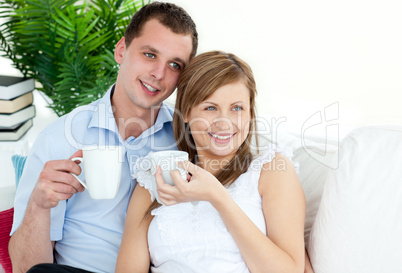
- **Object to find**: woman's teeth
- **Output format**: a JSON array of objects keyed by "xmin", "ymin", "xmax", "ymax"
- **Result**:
[
  {"xmin": 209, "ymin": 133, "xmax": 233, "ymax": 140},
  {"xmin": 142, "ymin": 82, "xmax": 158, "ymax": 92}
]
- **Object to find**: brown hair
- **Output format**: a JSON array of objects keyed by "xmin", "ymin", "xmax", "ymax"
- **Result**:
[
  {"xmin": 174, "ymin": 50, "xmax": 258, "ymax": 186},
  {"xmin": 124, "ymin": 1, "xmax": 198, "ymax": 59}
]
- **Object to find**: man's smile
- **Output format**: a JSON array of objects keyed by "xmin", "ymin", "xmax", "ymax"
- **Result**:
[{"xmin": 141, "ymin": 80, "xmax": 159, "ymax": 92}]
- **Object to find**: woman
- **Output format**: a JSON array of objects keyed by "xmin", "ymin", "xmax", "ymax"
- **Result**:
[{"xmin": 116, "ymin": 51, "xmax": 306, "ymax": 273}]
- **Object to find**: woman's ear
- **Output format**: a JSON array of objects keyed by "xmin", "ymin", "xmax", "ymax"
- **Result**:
[
  {"xmin": 183, "ymin": 111, "xmax": 190, "ymax": 123},
  {"xmin": 115, "ymin": 37, "xmax": 126, "ymax": 64}
]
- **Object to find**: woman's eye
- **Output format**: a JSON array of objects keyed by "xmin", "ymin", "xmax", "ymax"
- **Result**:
[
  {"xmin": 169, "ymin": 62, "xmax": 181, "ymax": 70},
  {"xmin": 205, "ymin": 106, "xmax": 216, "ymax": 111},
  {"xmin": 233, "ymin": 106, "xmax": 243, "ymax": 111},
  {"xmin": 145, "ymin": 53, "xmax": 155, "ymax": 59}
]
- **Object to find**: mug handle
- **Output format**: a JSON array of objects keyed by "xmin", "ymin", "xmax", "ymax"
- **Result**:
[{"xmin": 71, "ymin": 157, "xmax": 87, "ymax": 189}]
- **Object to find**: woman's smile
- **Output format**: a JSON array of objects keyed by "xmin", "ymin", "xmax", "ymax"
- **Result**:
[{"xmin": 208, "ymin": 132, "xmax": 236, "ymax": 144}]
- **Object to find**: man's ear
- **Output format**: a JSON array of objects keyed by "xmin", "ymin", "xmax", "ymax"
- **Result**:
[{"xmin": 115, "ymin": 37, "xmax": 126, "ymax": 64}]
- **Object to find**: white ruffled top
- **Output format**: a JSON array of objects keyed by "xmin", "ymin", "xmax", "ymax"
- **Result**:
[{"xmin": 133, "ymin": 146, "xmax": 298, "ymax": 273}]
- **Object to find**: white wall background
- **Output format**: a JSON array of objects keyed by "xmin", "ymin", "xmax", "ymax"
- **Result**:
[
  {"xmin": 1, "ymin": 0, "xmax": 401, "ymax": 139},
  {"xmin": 168, "ymin": 0, "xmax": 402, "ymax": 138}
]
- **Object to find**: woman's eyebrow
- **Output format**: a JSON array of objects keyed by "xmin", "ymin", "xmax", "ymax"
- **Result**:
[{"xmin": 201, "ymin": 101, "xmax": 246, "ymax": 106}]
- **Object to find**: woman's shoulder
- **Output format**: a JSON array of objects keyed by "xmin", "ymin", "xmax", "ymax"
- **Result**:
[
  {"xmin": 253, "ymin": 145, "xmax": 301, "ymax": 194},
  {"xmin": 249, "ymin": 144, "xmax": 299, "ymax": 174}
]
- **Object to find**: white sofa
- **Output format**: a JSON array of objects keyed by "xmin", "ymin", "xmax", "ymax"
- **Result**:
[
  {"xmin": 1, "ymin": 125, "xmax": 401, "ymax": 273},
  {"xmin": 306, "ymin": 125, "xmax": 402, "ymax": 273},
  {"xmin": 272, "ymin": 125, "xmax": 402, "ymax": 273}
]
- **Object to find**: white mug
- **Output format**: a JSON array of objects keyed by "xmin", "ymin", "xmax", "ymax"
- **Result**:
[
  {"xmin": 149, "ymin": 150, "xmax": 189, "ymax": 186},
  {"xmin": 71, "ymin": 145, "xmax": 123, "ymax": 199},
  {"xmin": 136, "ymin": 150, "xmax": 188, "ymax": 204}
]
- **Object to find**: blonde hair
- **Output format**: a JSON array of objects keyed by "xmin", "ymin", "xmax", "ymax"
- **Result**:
[{"xmin": 174, "ymin": 50, "xmax": 258, "ymax": 186}]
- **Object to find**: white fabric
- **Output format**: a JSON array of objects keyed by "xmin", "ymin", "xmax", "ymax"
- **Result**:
[
  {"xmin": 133, "ymin": 154, "xmax": 156, "ymax": 201},
  {"xmin": 136, "ymin": 147, "xmax": 295, "ymax": 273},
  {"xmin": 293, "ymin": 144, "xmax": 337, "ymax": 246},
  {"xmin": 258, "ymin": 130, "xmax": 338, "ymax": 246},
  {"xmin": 308, "ymin": 125, "xmax": 402, "ymax": 273}
]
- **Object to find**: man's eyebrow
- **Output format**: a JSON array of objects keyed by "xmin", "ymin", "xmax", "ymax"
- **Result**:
[
  {"xmin": 141, "ymin": 45, "xmax": 159, "ymax": 53},
  {"xmin": 173, "ymin": 57, "xmax": 186, "ymax": 66}
]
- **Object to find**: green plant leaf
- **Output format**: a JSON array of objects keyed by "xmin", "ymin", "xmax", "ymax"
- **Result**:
[{"xmin": 0, "ymin": 0, "xmax": 149, "ymax": 116}]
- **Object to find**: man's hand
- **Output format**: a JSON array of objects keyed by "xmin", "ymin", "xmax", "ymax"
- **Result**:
[{"xmin": 30, "ymin": 150, "xmax": 86, "ymax": 209}]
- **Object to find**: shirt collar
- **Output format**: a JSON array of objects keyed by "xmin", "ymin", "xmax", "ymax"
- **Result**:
[
  {"xmin": 155, "ymin": 102, "xmax": 174, "ymax": 127},
  {"xmin": 88, "ymin": 85, "xmax": 174, "ymax": 137},
  {"xmin": 129, "ymin": 102, "xmax": 173, "ymax": 142},
  {"xmin": 88, "ymin": 85, "xmax": 117, "ymax": 132}
]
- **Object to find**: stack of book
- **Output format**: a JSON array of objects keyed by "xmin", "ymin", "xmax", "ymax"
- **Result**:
[{"xmin": 0, "ymin": 75, "xmax": 36, "ymax": 141}]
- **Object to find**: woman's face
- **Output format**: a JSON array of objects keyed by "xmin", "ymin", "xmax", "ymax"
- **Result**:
[{"xmin": 185, "ymin": 81, "xmax": 251, "ymax": 163}]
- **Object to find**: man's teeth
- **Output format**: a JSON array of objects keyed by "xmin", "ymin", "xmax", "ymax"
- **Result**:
[
  {"xmin": 209, "ymin": 133, "xmax": 233, "ymax": 140},
  {"xmin": 142, "ymin": 82, "xmax": 158, "ymax": 92}
]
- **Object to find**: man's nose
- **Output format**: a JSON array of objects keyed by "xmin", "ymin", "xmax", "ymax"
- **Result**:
[{"xmin": 150, "ymin": 61, "xmax": 165, "ymax": 80}]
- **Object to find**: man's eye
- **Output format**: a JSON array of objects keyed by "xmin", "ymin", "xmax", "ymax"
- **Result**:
[
  {"xmin": 145, "ymin": 53, "xmax": 155, "ymax": 59},
  {"xmin": 169, "ymin": 62, "xmax": 181, "ymax": 70}
]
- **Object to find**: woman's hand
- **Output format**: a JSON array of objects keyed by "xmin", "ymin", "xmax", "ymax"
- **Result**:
[{"xmin": 154, "ymin": 161, "xmax": 227, "ymax": 206}]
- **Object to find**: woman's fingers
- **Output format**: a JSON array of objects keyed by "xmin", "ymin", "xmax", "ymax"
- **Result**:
[
  {"xmin": 155, "ymin": 166, "xmax": 174, "ymax": 193},
  {"xmin": 177, "ymin": 160, "xmax": 200, "ymax": 176},
  {"xmin": 154, "ymin": 166, "xmax": 181, "ymax": 203},
  {"xmin": 159, "ymin": 198, "xmax": 178, "ymax": 206},
  {"xmin": 155, "ymin": 163, "xmax": 202, "ymax": 205},
  {"xmin": 157, "ymin": 190, "xmax": 176, "ymax": 203},
  {"xmin": 170, "ymin": 169, "xmax": 187, "ymax": 187}
]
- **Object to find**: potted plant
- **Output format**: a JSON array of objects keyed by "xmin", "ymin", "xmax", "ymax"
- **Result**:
[{"xmin": 0, "ymin": 0, "xmax": 149, "ymax": 116}]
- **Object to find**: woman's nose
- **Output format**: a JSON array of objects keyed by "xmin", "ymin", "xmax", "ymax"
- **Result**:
[{"xmin": 213, "ymin": 117, "xmax": 232, "ymax": 130}]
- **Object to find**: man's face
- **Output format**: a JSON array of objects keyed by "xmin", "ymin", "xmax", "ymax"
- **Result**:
[{"xmin": 115, "ymin": 19, "xmax": 193, "ymax": 111}]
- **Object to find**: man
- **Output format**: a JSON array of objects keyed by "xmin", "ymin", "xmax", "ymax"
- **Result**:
[{"xmin": 8, "ymin": 2, "xmax": 198, "ymax": 273}]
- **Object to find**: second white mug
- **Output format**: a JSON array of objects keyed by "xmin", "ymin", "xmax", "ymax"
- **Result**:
[
  {"xmin": 149, "ymin": 150, "xmax": 189, "ymax": 186},
  {"xmin": 71, "ymin": 145, "xmax": 123, "ymax": 199}
]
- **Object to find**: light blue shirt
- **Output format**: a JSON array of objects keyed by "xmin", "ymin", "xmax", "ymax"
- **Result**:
[{"xmin": 11, "ymin": 85, "xmax": 177, "ymax": 272}]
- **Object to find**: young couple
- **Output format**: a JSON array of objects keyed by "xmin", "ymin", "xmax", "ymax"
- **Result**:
[{"xmin": 9, "ymin": 2, "xmax": 311, "ymax": 273}]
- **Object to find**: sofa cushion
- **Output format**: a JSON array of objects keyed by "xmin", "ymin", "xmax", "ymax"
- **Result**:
[
  {"xmin": 11, "ymin": 154, "xmax": 27, "ymax": 189},
  {"xmin": 293, "ymin": 143, "xmax": 337, "ymax": 246},
  {"xmin": 308, "ymin": 125, "xmax": 402, "ymax": 273},
  {"xmin": 0, "ymin": 155, "xmax": 27, "ymax": 273},
  {"xmin": 0, "ymin": 208, "xmax": 14, "ymax": 273}
]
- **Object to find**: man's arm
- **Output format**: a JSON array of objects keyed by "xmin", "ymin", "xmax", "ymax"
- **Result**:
[
  {"xmin": 9, "ymin": 201, "xmax": 54, "ymax": 273},
  {"xmin": 9, "ymin": 152, "xmax": 85, "ymax": 273}
]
